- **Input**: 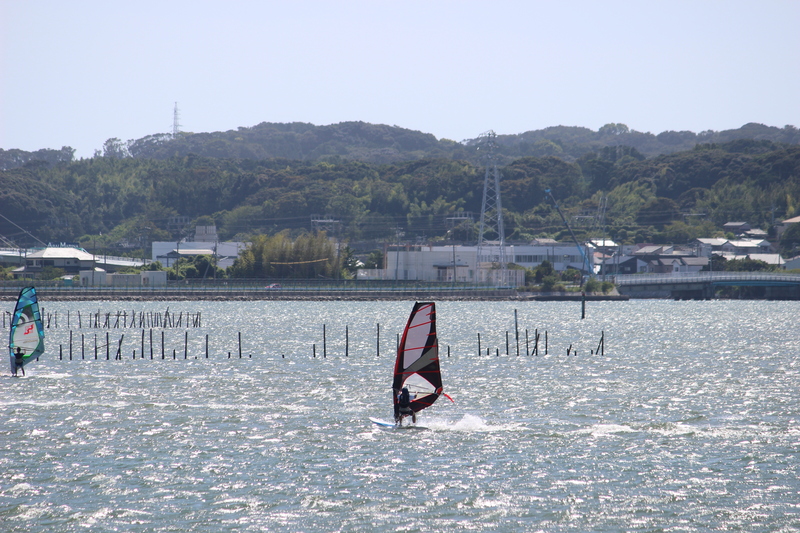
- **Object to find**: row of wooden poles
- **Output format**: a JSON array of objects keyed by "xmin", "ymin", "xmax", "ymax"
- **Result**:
[
  {"xmin": 312, "ymin": 324, "xmax": 604, "ymax": 358},
  {"xmin": 51, "ymin": 307, "xmax": 606, "ymax": 360},
  {"xmin": 54, "ymin": 324, "xmax": 605, "ymax": 361},
  {"xmin": 4, "ymin": 309, "xmax": 202, "ymax": 329},
  {"xmin": 57, "ymin": 330, "xmax": 247, "ymax": 360}
]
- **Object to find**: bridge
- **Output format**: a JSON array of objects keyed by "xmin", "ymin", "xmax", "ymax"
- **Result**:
[{"xmin": 613, "ymin": 272, "xmax": 800, "ymax": 299}]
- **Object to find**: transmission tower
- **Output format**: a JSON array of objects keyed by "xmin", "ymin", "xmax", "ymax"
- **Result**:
[
  {"xmin": 172, "ymin": 102, "xmax": 181, "ymax": 138},
  {"xmin": 476, "ymin": 130, "xmax": 508, "ymax": 286}
]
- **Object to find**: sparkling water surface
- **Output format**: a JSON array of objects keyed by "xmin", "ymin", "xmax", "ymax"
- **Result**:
[{"xmin": 2, "ymin": 299, "xmax": 799, "ymax": 532}]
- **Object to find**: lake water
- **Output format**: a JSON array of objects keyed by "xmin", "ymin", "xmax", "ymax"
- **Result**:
[{"xmin": 2, "ymin": 299, "xmax": 799, "ymax": 532}]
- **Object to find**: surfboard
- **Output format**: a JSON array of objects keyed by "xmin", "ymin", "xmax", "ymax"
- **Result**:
[{"xmin": 369, "ymin": 417, "xmax": 427, "ymax": 430}]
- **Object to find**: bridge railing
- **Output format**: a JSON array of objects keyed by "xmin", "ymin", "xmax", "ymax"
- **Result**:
[{"xmin": 614, "ymin": 272, "xmax": 800, "ymax": 285}]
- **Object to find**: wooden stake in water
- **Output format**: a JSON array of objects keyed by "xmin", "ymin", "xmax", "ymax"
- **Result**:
[
  {"xmin": 345, "ymin": 325, "xmax": 349, "ymax": 357},
  {"xmin": 514, "ymin": 309, "xmax": 520, "ymax": 356},
  {"xmin": 582, "ymin": 291, "xmax": 586, "ymax": 320},
  {"xmin": 477, "ymin": 333, "xmax": 481, "ymax": 357}
]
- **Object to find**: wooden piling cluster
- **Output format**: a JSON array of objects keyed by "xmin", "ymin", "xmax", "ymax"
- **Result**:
[
  {"xmin": 19, "ymin": 308, "xmax": 203, "ymax": 330},
  {"xmin": 57, "ymin": 328, "xmax": 246, "ymax": 361}
]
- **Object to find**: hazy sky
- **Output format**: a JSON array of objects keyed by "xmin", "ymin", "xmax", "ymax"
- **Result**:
[{"xmin": 2, "ymin": 0, "xmax": 798, "ymax": 158}]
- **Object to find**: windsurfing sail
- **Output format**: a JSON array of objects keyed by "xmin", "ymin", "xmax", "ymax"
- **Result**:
[
  {"xmin": 392, "ymin": 302, "xmax": 445, "ymax": 419},
  {"xmin": 9, "ymin": 286, "xmax": 45, "ymax": 374}
]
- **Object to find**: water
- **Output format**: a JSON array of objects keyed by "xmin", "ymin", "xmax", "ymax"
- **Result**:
[{"xmin": 2, "ymin": 300, "xmax": 799, "ymax": 532}]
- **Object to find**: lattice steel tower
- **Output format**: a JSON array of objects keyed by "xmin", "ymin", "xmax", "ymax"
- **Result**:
[
  {"xmin": 476, "ymin": 130, "xmax": 508, "ymax": 285},
  {"xmin": 172, "ymin": 102, "xmax": 181, "ymax": 138}
]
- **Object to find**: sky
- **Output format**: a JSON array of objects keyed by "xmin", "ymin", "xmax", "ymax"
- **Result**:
[{"xmin": 1, "ymin": 0, "xmax": 799, "ymax": 159}]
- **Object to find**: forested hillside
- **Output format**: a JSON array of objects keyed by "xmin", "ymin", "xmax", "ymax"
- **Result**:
[
  {"xmin": 2, "ymin": 134, "xmax": 799, "ymax": 258},
  {"xmin": 4, "ymin": 121, "xmax": 799, "ymax": 171}
]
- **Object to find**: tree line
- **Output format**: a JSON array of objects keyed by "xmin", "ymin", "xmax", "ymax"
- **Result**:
[{"xmin": 1, "ymin": 136, "xmax": 799, "ymax": 262}]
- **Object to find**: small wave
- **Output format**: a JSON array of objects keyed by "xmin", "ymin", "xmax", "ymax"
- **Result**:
[
  {"xmin": 424, "ymin": 414, "xmax": 521, "ymax": 432},
  {"xmin": 577, "ymin": 423, "xmax": 636, "ymax": 437}
]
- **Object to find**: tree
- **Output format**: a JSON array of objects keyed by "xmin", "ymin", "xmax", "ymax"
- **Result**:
[{"xmin": 635, "ymin": 197, "xmax": 681, "ymax": 228}]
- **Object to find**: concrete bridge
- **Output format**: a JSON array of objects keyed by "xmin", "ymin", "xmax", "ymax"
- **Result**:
[{"xmin": 614, "ymin": 272, "xmax": 800, "ymax": 299}]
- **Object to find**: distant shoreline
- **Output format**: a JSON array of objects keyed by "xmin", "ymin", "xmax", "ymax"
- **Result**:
[{"xmin": 0, "ymin": 288, "xmax": 629, "ymax": 302}]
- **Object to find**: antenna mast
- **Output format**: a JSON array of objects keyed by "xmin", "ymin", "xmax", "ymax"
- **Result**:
[
  {"xmin": 172, "ymin": 102, "xmax": 181, "ymax": 138},
  {"xmin": 476, "ymin": 130, "xmax": 508, "ymax": 286}
]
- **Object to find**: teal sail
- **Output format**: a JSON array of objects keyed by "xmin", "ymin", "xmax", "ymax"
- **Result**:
[{"xmin": 9, "ymin": 287, "xmax": 45, "ymax": 374}]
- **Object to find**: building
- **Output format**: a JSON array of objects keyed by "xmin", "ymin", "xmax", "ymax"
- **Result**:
[
  {"xmin": 13, "ymin": 246, "xmax": 95, "ymax": 279},
  {"xmin": 80, "ymin": 270, "xmax": 167, "ymax": 287},
  {"xmin": 358, "ymin": 241, "xmax": 594, "ymax": 286},
  {"xmin": 152, "ymin": 241, "xmax": 246, "ymax": 269},
  {"xmin": 151, "ymin": 225, "xmax": 245, "ymax": 269},
  {"xmin": 776, "ymin": 215, "xmax": 800, "ymax": 240}
]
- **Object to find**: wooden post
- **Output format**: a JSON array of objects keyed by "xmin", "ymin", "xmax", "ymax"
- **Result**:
[
  {"xmin": 161, "ymin": 330, "xmax": 165, "ymax": 359},
  {"xmin": 69, "ymin": 330, "xmax": 73, "ymax": 360},
  {"xmin": 238, "ymin": 331, "xmax": 242, "ymax": 359},
  {"xmin": 478, "ymin": 333, "xmax": 481, "ymax": 357},
  {"xmin": 596, "ymin": 330, "xmax": 604, "ymax": 356},
  {"xmin": 184, "ymin": 331, "xmax": 188, "ymax": 359},
  {"xmin": 106, "ymin": 332, "xmax": 110, "ymax": 360},
  {"xmin": 141, "ymin": 329, "xmax": 145, "ymax": 360},
  {"xmin": 545, "ymin": 330, "xmax": 548, "ymax": 355},
  {"xmin": 505, "ymin": 331, "xmax": 509, "ymax": 355},
  {"xmin": 345, "ymin": 325, "xmax": 349, "ymax": 357},
  {"xmin": 81, "ymin": 333, "xmax": 85, "ymax": 360},
  {"xmin": 376, "ymin": 323, "xmax": 380, "ymax": 357},
  {"xmin": 205, "ymin": 334, "xmax": 209, "ymax": 358},
  {"xmin": 514, "ymin": 309, "xmax": 520, "ymax": 356},
  {"xmin": 94, "ymin": 334, "xmax": 97, "ymax": 360},
  {"xmin": 313, "ymin": 344, "xmax": 316, "ymax": 358},
  {"xmin": 323, "ymin": 324, "xmax": 326, "ymax": 358},
  {"xmin": 116, "ymin": 335, "xmax": 124, "ymax": 360},
  {"xmin": 581, "ymin": 291, "xmax": 586, "ymax": 320},
  {"xmin": 60, "ymin": 345, "xmax": 63, "ymax": 360},
  {"xmin": 525, "ymin": 329, "xmax": 529, "ymax": 356},
  {"xmin": 150, "ymin": 329, "xmax": 153, "ymax": 359}
]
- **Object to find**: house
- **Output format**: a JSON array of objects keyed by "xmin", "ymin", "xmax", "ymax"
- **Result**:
[
  {"xmin": 721, "ymin": 239, "xmax": 772, "ymax": 255},
  {"xmin": 692, "ymin": 238, "xmax": 727, "ymax": 257},
  {"xmin": 723, "ymin": 222, "xmax": 750, "ymax": 235},
  {"xmin": 599, "ymin": 255, "xmax": 647, "ymax": 275},
  {"xmin": 13, "ymin": 246, "xmax": 95, "ymax": 279},
  {"xmin": 775, "ymin": 215, "xmax": 800, "ymax": 239}
]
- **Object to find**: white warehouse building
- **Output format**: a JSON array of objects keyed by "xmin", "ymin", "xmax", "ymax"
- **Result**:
[{"xmin": 359, "ymin": 241, "xmax": 594, "ymax": 285}]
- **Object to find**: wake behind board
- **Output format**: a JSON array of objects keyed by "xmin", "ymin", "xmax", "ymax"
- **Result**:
[{"xmin": 369, "ymin": 417, "xmax": 428, "ymax": 430}]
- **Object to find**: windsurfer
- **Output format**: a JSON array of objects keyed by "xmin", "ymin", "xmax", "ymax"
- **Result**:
[
  {"xmin": 395, "ymin": 387, "xmax": 416, "ymax": 424},
  {"xmin": 13, "ymin": 346, "xmax": 25, "ymax": 377}
]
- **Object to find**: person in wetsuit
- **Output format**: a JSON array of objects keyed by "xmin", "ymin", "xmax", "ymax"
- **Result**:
[
  {"xmin": 395, "ymin": 386, "xmax": 416, "ymax": 425},
  {"xmin": 13, "ymin": 346, "xmax": 25, "ymax": 377}
]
